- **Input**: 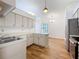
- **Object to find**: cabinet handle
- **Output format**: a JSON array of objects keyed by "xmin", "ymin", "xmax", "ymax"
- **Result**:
[{"xmin": 70, "ymin": 39, "xmax": 75, "ymax": 44}]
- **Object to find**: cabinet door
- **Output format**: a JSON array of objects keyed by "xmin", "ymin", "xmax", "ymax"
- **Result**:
[
  {"xmin": 23, "ymin": 17, "xmax": 28, "ymax": 29},
  {"xmin": 25, "ymin": 17, "xmax": 29, "ymax": 28},
  {"xmin": 0, "ymin": 17, "xmax": 4, "ymax": 27},
  {"xmin": 15, "ymin": 14, "xmax": 22, "ymax": 28},
  {"xmin": 27, "ymin": 34, "xmax": 33, "ymax": 46},
  {"xmin": 1, "ymin": 0, "xmax": 15, "ymax": 6},
  {"xmin": 27, "ymin": 18, "xmax": 33, "ymax": 29},
  {"xmin": 39, "ymin": 35, "xmax": 48, "ymax": 47},
  {"xmin": 5, "ymin": 13, "xmax": 15, "ymax": 28},
  {"xmin": 33, "ymin": 34, "xmax": 39, "ymax": 45},
  {"xmin": 32, "ymin": 20, "xmax": 35, "ymax": 28},
  {"xmin": 29, "ymin": 19, "xmax": 33, "ymax": 29},
  {"xmin": 28, "ymin": 19, "xmax": 31, "ymax": 29},
  {"xmin": 30, "ymin": 19, "xmax": 34, "ymax": 28},
  {"xmin": 27, "ymin": 18, "xmax": 30, "ymax": 29}
]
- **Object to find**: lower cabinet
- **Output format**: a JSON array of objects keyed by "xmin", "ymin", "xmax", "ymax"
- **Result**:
[
  {"xmin": 33, "ymin": 34, "xmax": 48, "ymax": 47},
  {"xmin": 27, "ymin": 34, "xmax": 33, "ymax": 46},
  {"xmin": 39, "ymin": 34, "xmax": 48, "ymax": 47},
  {"xmin": 33, "ymin": 34, "xmax": 39, "ymax": 45},
  {"xmin": 27, "ymin": 33, "xmax": 48, "ymax": 48}
]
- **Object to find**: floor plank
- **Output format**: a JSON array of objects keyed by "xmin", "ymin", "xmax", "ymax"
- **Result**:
[{"xmin": 27, "ymin": 38, "xmax": 71, "ymax": 59}]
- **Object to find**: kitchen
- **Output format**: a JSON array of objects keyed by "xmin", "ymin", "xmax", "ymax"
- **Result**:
[{"xmin": 0, "ymin": 0, "xmax": 79, "ymax": 59}]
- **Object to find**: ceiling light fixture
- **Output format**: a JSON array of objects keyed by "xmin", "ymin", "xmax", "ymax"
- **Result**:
[{"xmin": 43, "ymin": 0, "xmax": 48, "ymax": 13}]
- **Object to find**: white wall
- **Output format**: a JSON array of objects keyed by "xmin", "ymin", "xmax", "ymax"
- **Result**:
[
  {"xmin": 34, "ymin": 12, "xmax": 65, "ymax": 39},
  {"xmin": 48, "ymin": 11, "xmax": 65, "ymax": 39}
]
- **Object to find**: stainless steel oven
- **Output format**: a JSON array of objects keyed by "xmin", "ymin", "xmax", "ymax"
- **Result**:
[{"xmin": 69, "ymin": 38, "xmax": 78, "ymax": 59}]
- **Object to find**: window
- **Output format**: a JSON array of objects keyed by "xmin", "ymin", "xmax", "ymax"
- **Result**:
[{"xmin": 41, "ymin": 23, "xmax": 48, "ymax": 33}]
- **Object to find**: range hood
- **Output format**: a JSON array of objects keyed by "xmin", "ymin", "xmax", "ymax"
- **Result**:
[{"xmin": 0, "ymin": 1, "xmax": 15, "ymax": 17}]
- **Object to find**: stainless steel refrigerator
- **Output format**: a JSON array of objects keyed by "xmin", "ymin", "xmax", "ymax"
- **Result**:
[{"xmin": 65, "ymin": 18, "xmax": 79, "ymax": 51}]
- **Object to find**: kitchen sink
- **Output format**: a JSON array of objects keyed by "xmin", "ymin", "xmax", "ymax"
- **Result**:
[{"xmin": 0, "ymin": 37, "xmax": 21, "ymax": 44}]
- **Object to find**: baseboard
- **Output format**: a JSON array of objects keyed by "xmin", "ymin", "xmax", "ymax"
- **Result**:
[
  {"xmin": 49, "ymin": 36, "xmax": 65, "ymax": 40},
  {"xmin": 27, "ymin": 43, "xmax": 47, "ymax": 48},
  {"xmin": 27, "ymin": 44, "xmax": 34, "ymax": 48},
  {"xmin": 33, "ymin": 44, "xmax": 46, "ymax": 48}
]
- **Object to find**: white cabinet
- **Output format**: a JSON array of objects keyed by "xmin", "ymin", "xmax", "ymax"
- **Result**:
[
  {"xmin": 27, "ymin": 34, "xmax": 33, "ymax": 46},
  {"xmin": 31, "ymin": 19, "xmax": 35, "ymax": 28},
  {"xmin": 27, "ymin": 18, "xmax": 31, "ymax": 29},
  {"xmin": 1, "ymin": 0, "xmax": 15, "ymax": 6},
  {"xmin": 27, "ymin": 18, "xmax": 34, "ymax": 29},
  {"xmin": 0, "ymin": 17, "xmax": 4, "ymax": 27},
  {"xmin": 5, "ymin": 13, "xmax": 15, "ymax": 27},
  {"xmin": 66, "ymin": 1, "xmax": 79, "ymax": 19},
  {"xmin": 23, "ymin": 17, "xmax": 28, "ymax": 29},
  {"xmin": 39, "ymin": 34, "xmax": 48, "ymax": 47},
  {"xmin": 28, "ymin": 19, "xmax": 32, "ymax": 29},
  {"xmin": 33, "ymin": 34, "xmax": 39, "ymax": 45},
  {"xmin": 33, "ymin": 34, "xmax": 48, "ymax": 47},
  {"xmin": 23, "ymin": 17, "xmax": 35, "ymax": 29},
  {"xmin": 32, "ymin": 20, "xmax": 35, "ymax": 28},
  {"xmin": 15, "ymin": 14, "xmax": 22, "ymax": 28},
  {"xmin": 0, "ymin": 17, "xmax": 4, "ymax": 32}
]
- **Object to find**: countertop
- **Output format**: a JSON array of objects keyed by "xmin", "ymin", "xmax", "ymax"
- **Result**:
[
  {"xmin": 0, "ymin": 38, "xmax": 26, "ymax": 48},
  {"xmin": 70, "ymin": 35, "xmax": 79, "ymax": 37}
]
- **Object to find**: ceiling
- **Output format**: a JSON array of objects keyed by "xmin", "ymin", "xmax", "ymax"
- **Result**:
[{"xmin": 16, "ymin": 0, "xmax": 79, "ymax": 17}]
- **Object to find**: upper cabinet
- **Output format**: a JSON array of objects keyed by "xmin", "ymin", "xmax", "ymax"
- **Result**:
[
  {"xmin": 15, "ymin": 14, "xmax": 22, "ymax": 28},
  {"xmin": 73, "ymin": 8, "xmax": 79, "ymax": 18},
  {"xmin": 23, "ymin": 17, "xmax": 28, "ymax": 29},
  {"xmin": 66, "ymin": 1, "xmax": 79, "ymax": 19},
  {"xmin": 5, "ymin": 13, "xmax": 15, "ymax": 27},
  {"xmin": 0, "ymin": 17, "xmax": 4, "ymax": 27},
  {"xmin": 1, "ymin": 0, "xmax": 16, "ymax": 6},
  {"xmin": 0, "ymin": 8, "xmax": 35, "ymax": 32},
  {"xmin": 28, "ymin": 18, "xmax": 33, "ymax": 29}
]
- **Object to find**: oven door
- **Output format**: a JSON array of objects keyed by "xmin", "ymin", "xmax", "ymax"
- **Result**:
[{"xmin": 69, "ymin": 39, "xmax": 78, "ymax": 59}]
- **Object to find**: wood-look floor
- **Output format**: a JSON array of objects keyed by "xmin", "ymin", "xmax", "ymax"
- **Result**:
[{"xmin": 27, "ymin": 38, "xmax": 71, "ymax": 59}]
